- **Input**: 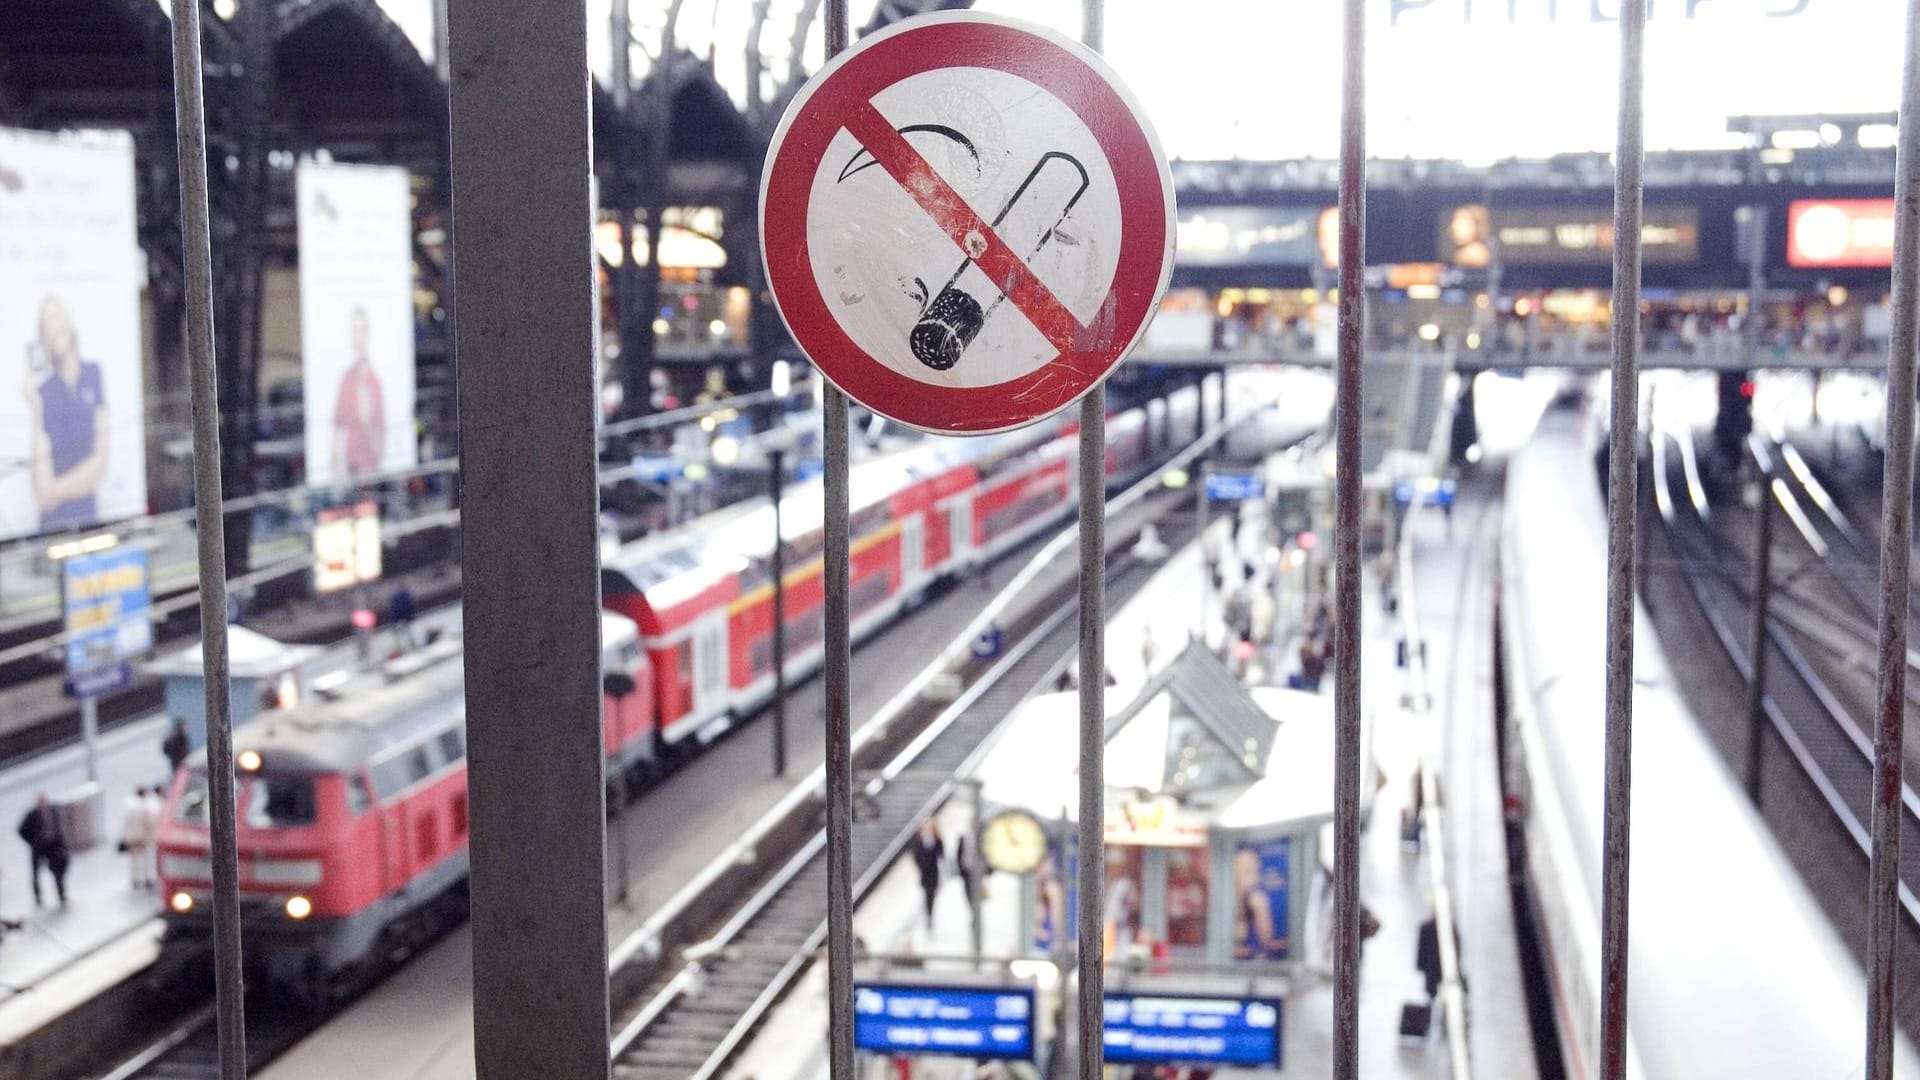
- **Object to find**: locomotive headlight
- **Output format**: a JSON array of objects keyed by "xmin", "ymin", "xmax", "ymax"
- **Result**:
[
  {"xmin": 238, "ymin": 750, "xmax": 263, "ymax": 772},
  {"xmin": 169, "ymin": 891, "xmax": 194, "ymax": 914},
  {"xmin": 284, "ymin": 895, "xmax": 313, "ymax": 921}
]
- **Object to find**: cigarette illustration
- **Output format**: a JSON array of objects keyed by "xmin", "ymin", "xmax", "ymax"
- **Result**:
[{"xmin": 839, "ymin": 131, "xmax": 1091, "ymax": 372}]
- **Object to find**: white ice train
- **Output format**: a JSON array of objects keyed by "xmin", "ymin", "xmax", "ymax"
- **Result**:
[{"xmin": 1500, "ymin": 404, "xmax": 1920, "ymax": 1079}]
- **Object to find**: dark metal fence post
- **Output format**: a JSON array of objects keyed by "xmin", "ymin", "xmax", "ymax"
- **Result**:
[
  {"xmin": 1745, "ymin": 459, "xmax": 1774, "ymax": 804},
  {"xmin": 165, "ymin": 2, "xmax": 245, "ymax": 1074},
  {"xmin": 1075, "ymin": 10, "xmax": 1107, "ymax": 1074},
  {"xmin": 448, "ymin": 0, "xmax": 611, "ymax": 1072},
  {"xmin": 1600, "ymin": 2, "xmax": 1647, "ymax": 1077},
  {"xmin": 771, "ymin": 446, "xmax": 788, "ymax": 778},
  {"xmin": 1332, "ymin": 0, "xmax": 1367, "ymax": 1073},
  {"xmin": 821, "ymin": 9, "xmax": 856, "ymax": 1077},
  {"xmin": 1866, "ymin": 2, "xmax": 1920, "ymax": 1074}
]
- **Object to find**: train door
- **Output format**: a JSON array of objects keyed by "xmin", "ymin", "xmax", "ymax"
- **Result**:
[
  {"xmin": 691, "ymin": 611, "xmax": 729, "ymax": 723},
  {"xmin": 949, "ymin": 499, "xmax": 973, "ymax": 571},
  {"xmin": 901, "ymin": 513, "xmax": 924, "ymax": 593}
]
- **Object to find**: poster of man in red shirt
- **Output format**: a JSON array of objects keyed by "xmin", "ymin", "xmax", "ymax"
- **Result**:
[
  {"xmin": 297, "ymin": 161, "xmax": 416, "ymax": 489},
  {"xmin": 332, "ymin": 307, "xmax": 386, "ymax": 481}
]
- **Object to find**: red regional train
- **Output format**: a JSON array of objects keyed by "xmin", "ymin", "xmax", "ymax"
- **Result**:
[{"xmin": 154, "ymin": 388, "xmax": 1198, "ymax": 994}]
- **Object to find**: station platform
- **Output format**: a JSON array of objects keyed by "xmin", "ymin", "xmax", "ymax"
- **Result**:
[
  {"xmin": 719, "ymin": 455, "xmax": 1537, "ymax": 1077},
  {"xmin": 0, "ymin": 603, "xmax": 464, "ymax": 1055}
]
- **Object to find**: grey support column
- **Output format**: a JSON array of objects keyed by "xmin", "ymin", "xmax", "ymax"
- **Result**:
[{"xmin": 447, "ymin": 0, "xmax": 611, "ymax": 1075}]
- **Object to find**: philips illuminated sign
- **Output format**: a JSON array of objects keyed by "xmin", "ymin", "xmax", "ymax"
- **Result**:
[
  {"xmin": 1103, "ymin": 992, "xmax": 1284, "ymax": 1068},
  {"xmin": 853, "ymin": 983, "xmax": 1036, "ymax": 1061},
  {"xmin": 1442, "ymin": 205, "xmax": 1699, "ymax": 266},
  {"xmin": 1789, "ymin": 199, "xmax": 1896, "ymax": 268}
]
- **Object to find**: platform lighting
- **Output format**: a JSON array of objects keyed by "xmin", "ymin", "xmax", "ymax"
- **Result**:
[
  {"xmin": 1162, "ymin": 468, "xmax": 1190, "ymax": 489},
  {"xmin": 1829, "ymin": 286, "xmax": 1850, "ymax": 307},
  {"xmin": 46, "ymin": 533, "xmax": 118, "ymax": 561},
  {"xmin": 1417, "ymin": 323, "xmax": 1442, "ymax": 342},
  {"xmin": 700, "ymin": 414, "xmax": 718, "ymax": 433},
  {"xmin": 711, "ymin": 435, "xmax": 741, "ymax": 467},
  {"xmin": 709, "ymin": 319, "xmax": 728, "ymax": 337},
  {"xmin": 285, "ymin": 895, "xmax": 313, "ymax": 920},
  {"xmin": 170, "ymin": 891, "xmax": 194, "ymax": 914},
  {"xmin": 652, "ymin": 318, "xmax": 671, "ymax": 335},
  {"xmin": 1820, "ymin": 123, "xmax": 1843, "ymax": 146},
  {"xmin": 771, "ymin": 360, "xmax": 793, "ymax": 397},
  {"xmin": 1861, "ymin": 123, "xmax": 1900, "ymax": 149},
  {"xmin": 1771, "ymin": 129, "xmax": 1820, "ymax": 150},
  {"xmin": 1465, "ymin": 332, "xmax": 1482, "ymax": 349}
]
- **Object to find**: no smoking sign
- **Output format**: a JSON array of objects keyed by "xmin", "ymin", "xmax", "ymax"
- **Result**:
[{"xmin": 760, "ymin": 12, "xmax": 1175, "ymax": 436}]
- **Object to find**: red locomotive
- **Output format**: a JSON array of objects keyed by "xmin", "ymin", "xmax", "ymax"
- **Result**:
[{"xmin": 153, "ymin": 389, "xmax": 1192, "ymax": 994}]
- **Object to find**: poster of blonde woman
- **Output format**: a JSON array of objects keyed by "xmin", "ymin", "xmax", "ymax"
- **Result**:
[
  {"xmin": 0, "ymin": 127, "xmax": 147, "ymax": 541},
  {"xmin": 297, "ymin": 161, "xmax": 417, "ymax": 488}
]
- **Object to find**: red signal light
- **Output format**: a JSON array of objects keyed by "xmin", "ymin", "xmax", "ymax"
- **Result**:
[{"xmin": 1739, "ymin": 380, "xmax": 1756, "ymax": 399}]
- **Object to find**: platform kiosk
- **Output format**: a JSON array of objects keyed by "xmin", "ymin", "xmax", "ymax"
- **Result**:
[{"xmin": 143, "ymin": 625, "xmax": 322, "ymax": 752}]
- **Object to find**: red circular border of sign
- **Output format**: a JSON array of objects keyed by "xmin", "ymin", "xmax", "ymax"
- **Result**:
[{"xmin": 760, "ymin": 13, "xmax": 1174, "ymax": 436}]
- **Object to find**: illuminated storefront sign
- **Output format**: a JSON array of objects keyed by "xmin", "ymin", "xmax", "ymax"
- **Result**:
[
  {"xmin": 1442, "ymin": 205, "xmax": 1699, "ymax": 266},
  {"xmin": 1176, "ymin": 207, "xmax": 1326, "ymax": 268},
  {"xmin": 1788, "ymin": 198, "xmax": 1896, "ymax": 268}
]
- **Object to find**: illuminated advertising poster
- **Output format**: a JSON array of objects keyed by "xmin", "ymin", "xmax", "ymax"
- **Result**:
[
  {"xmin": 1789, "ymin": 199, "xmax": 1897, "ymax": 269},
  {"xmin": 313, "ymin": 500, "xmax": 382, "ymax": 593},
  {"xmin": 1441, "ymin": 205, "xmax": 1699, "ymax": 266},
  {"xmin": 62, "ymin": 546, "xmax": 152, "ymax": 694},
  {"xmin": 0, "ymin": 127, "xmax": 148, "ymax": 541},
  {"xmin": 297, "ymin": 162, "xmax": 417, "ymax": 487},
  {"xmin": 1232, "ymin": 836, "xmax": 1289, "ymax": 960}
]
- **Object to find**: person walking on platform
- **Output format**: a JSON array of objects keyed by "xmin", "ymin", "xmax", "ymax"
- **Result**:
[
  {"xmin": 121, "ymin": 786, "xmax": 157, "ymax": 889},
  {"xmin": 954, "ymin": 826, "xmax": 981, "ymax": 922},
  {"xmin": 18, "ymin": 794, "xmax": 69, "ymax": 908},
  {"xmin": 910, "ymin": 819, "xmax": 944, "ymax": 927},
  {"xmin": 162, "ymin": 719, "xmax": 190, "ymax": 779},
  {"xmin": 390, "ymin": 582, "xmax": 418, "ymax": 651}
]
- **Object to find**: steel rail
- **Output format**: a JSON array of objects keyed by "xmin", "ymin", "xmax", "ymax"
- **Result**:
[{"xmin": 603, "ymin": 398, "xmax": 1273, "ymax": 978}]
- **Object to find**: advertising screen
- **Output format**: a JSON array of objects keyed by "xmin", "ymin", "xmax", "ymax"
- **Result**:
[
  {"xmin": 1789, "ymin": 199, "xmax": 1897, "ymax": 268},
  {"xmin": 853, "ymin": 983, "xmax": 1036, "ymax": 1060},
  {"xmin": 1440, "ymin": 205, "xmax": 1699, "ymax": 267},
  {"xmin": 313, "ymin": 500, "xmax": 383, "ymax": 593},
  {"xmin": 1103, "ymin": 992, "xmax": 1284, "ymax": 1068},
  {"xmin": 62, "ymin": 546, "xmax": 151, "ymax": 685},
  {"xmin": 297, "ymin": 162, "xmax": 418, "ymax": 488},
  {"xmin": 0, "ymin": 127, "xmax": 149, "ymax": 541}
]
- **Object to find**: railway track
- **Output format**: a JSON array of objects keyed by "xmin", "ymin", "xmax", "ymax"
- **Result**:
[
  {"xmin": 608, "ymin": 489, "xmax": 1196, "ymax": 1080},
  {"xmin": 80, "ymin": 402, "xmax": 1284, "ymax": 1080},
  {"xmin": 1651, "ymin": 428, "xmax": 1920, "ymax": 924}
]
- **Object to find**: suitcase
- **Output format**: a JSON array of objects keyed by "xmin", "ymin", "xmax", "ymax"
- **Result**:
[{"xmin": 1399, "ymin": 1001, "xmax": 1433, "ymax": 1039}]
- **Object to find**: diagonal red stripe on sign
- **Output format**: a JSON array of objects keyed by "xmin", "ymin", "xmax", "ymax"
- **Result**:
[{"xmin": 843, "ymin": 101, "xmax": 1088, "ymax": 355}]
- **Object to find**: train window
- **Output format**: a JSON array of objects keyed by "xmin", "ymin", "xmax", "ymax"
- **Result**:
[
  {"xmin": 438, "ymin": 728, "xmax": 466, "ymax": 765},
  {"xmin": 451, "ymin": 791, "xmax": 469, "ymax": 839},
  {"xmin": 347, "ymin": 774, "xmax": 373, "ymax": 816},
  {"xmin": 370, "ymin": 755, "xmax": 413, "ymax": 802},
  {"xmin": 244, "ymin": 777, "xmax": 317, "ymax": 829},
  {"xmin": 408, "ymin": 745, "xmax": 435, "ymax": 784},
  {"xmin": 173, "ymin": 771, "xmax": 209, "ymax": 825}
]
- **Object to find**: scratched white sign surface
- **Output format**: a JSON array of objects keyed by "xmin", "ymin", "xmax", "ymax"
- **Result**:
[{"xmin": 806, "ymin": 65, "xmax": 1123, "ymax": 390}]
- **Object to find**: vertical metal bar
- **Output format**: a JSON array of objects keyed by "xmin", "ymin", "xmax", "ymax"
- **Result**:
[
  {"xmin": 448, "ymin": 0, "xmax": 611, "ymax": 1073},
  {"xmin": 821, "ymin": 6, "xmax": 856, "ymax": 1074},
  {"xmin": 1331, "ymin": 0, "xmax": 1367, "ymax": 1073},
  {"xmin": 1745, "ymin": 463, "xmax": 1774, "ymax": 804},
  {"xmin": 771, "ymin": 447, "xmax": 788, "ymax": 778},
  {"xmin": 1867, "ymin": 2, "xmax": 1920, "ymax": 1073},
  {"xmin": 166, "ymin": 4, "xmax": 245, "ymax": 1076},
  {"xmin": 1074, "ymin": 9, "xmax": 1107, "ymax": 1064},
  {"xmin": 1195, "ymin": 460, "xmax": 1208, "ymax": 641},
  {"xmin": 1599, "ymin": 1, "xmax": 1646, "ymax": 1077}
]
